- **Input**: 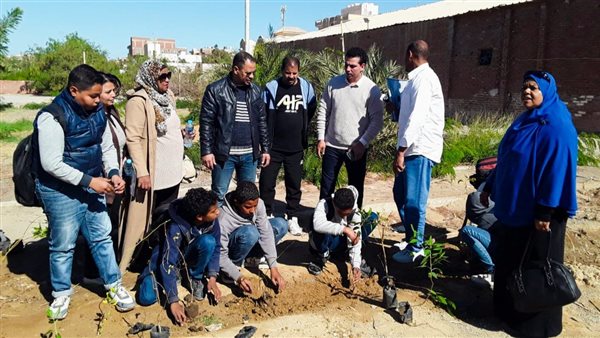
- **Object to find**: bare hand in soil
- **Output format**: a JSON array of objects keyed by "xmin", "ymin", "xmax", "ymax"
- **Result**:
[
  {"xmin": 270, "ymin": 267, "xmax": 286, "ymax": 292},
  {"xmin": 352, "ymin": 267, "xmax": 361, "ymax": 281},
  {"xmin": 169, "ymin": 302, "xmax": 187, "ymax": 326},
  {"xmin": 238, "ymin": 277, "xmax": 253, "ymax": 294},
  {"xmin": 207, "ymin": 276, "xmax": 222, "ymax": 303}
]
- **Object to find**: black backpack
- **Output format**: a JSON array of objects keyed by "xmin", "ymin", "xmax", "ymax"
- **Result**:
[
  {"xmin": 12, "ymin": 103, "xmax": 65, "ymax": 207},
  {"xmin": 469, "ymin": 156, "xmax": 497, "ymax": 189}
]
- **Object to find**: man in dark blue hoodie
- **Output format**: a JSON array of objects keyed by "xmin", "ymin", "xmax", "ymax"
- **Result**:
[{"xmin": 136, "ymin": 188, "xmax": 221, "ymax": 326}]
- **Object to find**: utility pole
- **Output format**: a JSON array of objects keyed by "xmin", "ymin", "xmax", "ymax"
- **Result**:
[
  {"xmin": 245, "ymin": 0, "xmax": 250, "ymax": 51},
  {"xmin": 340, "ymin": 21, "xmax": 345, "ymax": 53},
  {"xmin": 281, "ymin": 5, "xmax": 287, "ymax": 28},
  {"xmin": 82, "ymin": 51, "xmax": 86, "ymax": 64}
]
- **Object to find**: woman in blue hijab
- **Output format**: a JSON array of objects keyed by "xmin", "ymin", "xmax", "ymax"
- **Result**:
[{"xmin": 488, "ymin": 71, "xmax": 578, "ymax": 337}]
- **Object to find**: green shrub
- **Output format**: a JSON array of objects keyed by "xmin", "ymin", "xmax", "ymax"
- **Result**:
[
  {"xmin": 0, "ymin": 119, "xmax": 33, "ymax": 141},
  {"xmin": 176, "ymin": 99, "xmax": 196, "ymax": 109},
  {"xmin": 0, "ymin": 101, "xmax": 13, "ymax": 111},
  {"xmin": 184, "ymin": 142, "xmax": 201, "ymax": 168},
  {"xmin": 22, "ymin": 102, "xmax": 47, "ymax": 110},
  {"xmin": 578, "ymin": 132, "xmax": 600, "ymax": 166}
]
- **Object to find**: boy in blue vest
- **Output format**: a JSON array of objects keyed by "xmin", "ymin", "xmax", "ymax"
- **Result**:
[
  {"xmin": 33, "ymin": 64, "xmax": 134, "ymax": 320},
  {"xmin": 136, "ymin": 188, "xmax": 222, "ymax": 326}
]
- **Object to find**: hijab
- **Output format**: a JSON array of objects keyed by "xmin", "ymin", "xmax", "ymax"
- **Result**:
[
  {"xmin": 135, "ymin": 60, "xmax": 173, "ymax": 136},
  {"xmin": 492, "ymin": 71, "xmax": 578, "ymax": 227}
]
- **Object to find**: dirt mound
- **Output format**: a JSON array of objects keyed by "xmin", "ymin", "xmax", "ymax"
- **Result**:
[{"xmin": 212, "ymin": 267, "xmax": 383, "ymax": 325}]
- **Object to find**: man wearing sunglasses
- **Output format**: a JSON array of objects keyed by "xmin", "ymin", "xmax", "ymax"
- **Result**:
[
  {"xmin": 316, "ymin": 47, "xmax": 384, "ymax": 209},
  {"xmin": 200, "ymin": 51, "xmax": 270, "ymax": 206}
]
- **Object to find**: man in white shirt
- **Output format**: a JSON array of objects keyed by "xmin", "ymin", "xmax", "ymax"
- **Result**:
[{"xmin": 391, "ymin": 40, "xmax": 445, "ymax": 263}]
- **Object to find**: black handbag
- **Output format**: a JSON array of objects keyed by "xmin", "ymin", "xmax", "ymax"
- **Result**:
[{"xmin": 508, "ymin": 230, "xmax": 581, "ymax": 313}]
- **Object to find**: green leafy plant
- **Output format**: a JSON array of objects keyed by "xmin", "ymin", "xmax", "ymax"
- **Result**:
[
  {"xmin": 32, "ymin": 225, "xmax": 48, "ymax": 239},
  {"xmin": 578, "ymin": 132, "xmax": 600, "ymax": 167},
  {"xmin": 42, "ymin": 317, "xmax": 62, "ymax": 338},
  {"xmin": 22, "ymin": 102, "xmax": 47, "ymax": 110},
  {"xmin": 0, "ymin": 119, "xmax": 32, "ymax": 141},
  {"xmin": 408, "ymin": 228, "xmax": 456, "ymax": 315}
]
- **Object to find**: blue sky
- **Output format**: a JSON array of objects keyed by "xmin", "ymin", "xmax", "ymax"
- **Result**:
[{"xmin": 3, "ymin": 0, "xmax": 435, "ymax": 59}]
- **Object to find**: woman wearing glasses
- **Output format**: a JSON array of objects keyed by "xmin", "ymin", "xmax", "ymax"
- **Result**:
[
  {"xmin": 482, "ymin": 71, "xmax": 578, "ymax": 336},
  {"xmin": 119, "ymin": 60, "xmax": 183, "ymax": 271}
]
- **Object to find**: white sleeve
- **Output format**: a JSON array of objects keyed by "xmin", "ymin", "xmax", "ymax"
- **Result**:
[
  {"xmin": 37, "ymin": 112, "xmax": 85, "ymax": 186},
  {"xmin": 312, "ymin": 199, "xmax": 345, "ymax": 235}
]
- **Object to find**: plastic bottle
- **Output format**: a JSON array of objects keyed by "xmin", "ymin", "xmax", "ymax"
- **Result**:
[
  {"xmin": 184, "ymin": 119, "xmax": 194, "ymax": 148},
  {"xmin": 123, "ymin": 159, "xmax": 136, "ymax": 196},
  {"xmin": 123, "ymin": 159, "xmax": 134, "ymax": 177}
]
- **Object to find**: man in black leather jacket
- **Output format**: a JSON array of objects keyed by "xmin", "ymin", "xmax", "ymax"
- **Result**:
[{"xmin": 200, "ymin": 51, "xmax": 270, "ymax": 205}]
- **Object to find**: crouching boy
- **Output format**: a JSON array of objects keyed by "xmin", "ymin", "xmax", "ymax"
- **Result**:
[
  {"xmin": 136, "ymin": 188, "xmax": 222, "ymax": 326},
  {"xmin": 219, "ymin": 181, "xmax": 288, "ymax": 294},
  {"xmin": 309, "ymin": 185, "xmax": 378, "ymax": 279},
  {"xmin": 33, "ymin": 64, "xmax": 134, "ymax": 320}
]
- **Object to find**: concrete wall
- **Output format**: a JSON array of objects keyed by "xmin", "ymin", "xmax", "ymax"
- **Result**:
[{"xmin": 279, "ymin": 0, "xmax": 600, "ymax": 132}]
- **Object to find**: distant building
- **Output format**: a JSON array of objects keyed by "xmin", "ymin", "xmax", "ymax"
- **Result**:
[
  {"xmin": 129, "ymin": 37, "xmax": 177, "ymax": 57},
  {"xmin": 316, "ymin": 3, "xmax": 378, "ymax": 30},
  {"xmin": 128, "ymin": 36, "xmax": 202, "ymax": 73},
  {"xmin": 271, "ymin": 27, "xmax": 307, "ymax": 43}
]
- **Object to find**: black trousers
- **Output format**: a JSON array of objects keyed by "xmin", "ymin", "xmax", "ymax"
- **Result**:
[
  {"xmin": 491, "ymin": 215, "xmax": 567, "ymax": 337},
  {"xmin": 319, "ymin": 147, "xmax": 367, "ymax": 208},
  {"xmin": 259, "ymin": 149, "xmax": 304, "ymax": 217}
]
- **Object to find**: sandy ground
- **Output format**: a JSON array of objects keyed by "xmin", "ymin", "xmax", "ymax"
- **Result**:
[{"xmin": 0, "ymin": 107, "xmax": 599, "ymax": 337}]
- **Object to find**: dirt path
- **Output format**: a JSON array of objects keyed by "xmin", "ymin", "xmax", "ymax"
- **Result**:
[{"xmin": 1, "ymin": 128, "xmax": 599, "ymax": 337}]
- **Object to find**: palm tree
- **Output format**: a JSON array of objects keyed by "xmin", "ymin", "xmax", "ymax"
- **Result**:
[{"xmin": 0, "ymin": 7, "xmax": 23, "ymax": 58}]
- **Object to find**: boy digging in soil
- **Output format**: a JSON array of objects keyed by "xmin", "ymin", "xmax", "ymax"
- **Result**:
[
  {"xmin": 218, "ymin": 181, "xmax": 288, "ymax": 294},
  {"xmin": 136, "ymin": 188, "xmax": 222, "ymax": 326},
  {"xmin": 309, "ymin": 185, "xmax": 378, "ymax": 280},
  {"xmin": 33, "ymin": 64, "xmax": 135, "ymax": 320}
]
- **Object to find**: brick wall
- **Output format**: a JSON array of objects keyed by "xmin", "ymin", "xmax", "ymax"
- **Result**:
[
  {"xmin": 0, "ymin": 80, "xmax": 31, "ymax": 94},
  {"xmin": 279, "ymin": 0, "xmax": 600, "ymax": 132}
]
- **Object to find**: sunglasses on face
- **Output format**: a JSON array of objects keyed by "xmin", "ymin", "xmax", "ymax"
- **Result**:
[{"xmin": 158, "ymin": 72, "xmax": 172, "ymax": 81}]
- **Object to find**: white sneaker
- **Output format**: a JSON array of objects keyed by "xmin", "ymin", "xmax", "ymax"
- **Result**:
[
  {"xmin": 47, "ymin": 295, "xmax": 70, "ymax": 320},
  {"xmin": 288, "ymin": 217, "xmax": 302, "ymax": 236},
  {"xmin": 393, "ymin": 240, "xmax": 409, "ymax": 251},
  {"xmin": 392, "ymin": 248, "xmax": 425, "ymax": 263},
  {"xmin": 245, "ymin": 256, "xmax": 268, "ymax": 269},
  {"xmin": 106, "ymin": 284, "xmax": 135, "ymax": 312},
  {"xmin": 470, "ymin": 273, "xmax": 494, "ymax": 289}
]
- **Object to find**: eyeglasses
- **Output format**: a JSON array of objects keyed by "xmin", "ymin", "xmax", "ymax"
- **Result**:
[
  {"xmin": 524, "ymin": 70, "xmax": 550, "ymax": 82},
  {"xmin": 158, "ymin": 72, "xmax": 172, "ymax": 81}
]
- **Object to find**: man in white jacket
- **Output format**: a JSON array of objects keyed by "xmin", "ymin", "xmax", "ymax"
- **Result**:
[{"xmin": 309, "ymin": 185, "xmax": 378, "ymax": 279}]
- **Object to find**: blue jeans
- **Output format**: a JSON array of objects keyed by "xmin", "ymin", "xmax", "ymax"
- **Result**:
[
  {"xmin": 212, "ymin": 153, "xmax": 258, "ymax": 205},
  {"xmin": 311, "ymin": 212, "xmax": 378, "ymax": 256},
  {"xmin": 228, "ymin": 218, "xmax": 288, "ymax": 265},
  {"xmin": 35, "ymin": 180, "xmax": 121, "ymax": 298},
  {"xmin": 137, "ymin": 234, "xmax": 216, "ymax": 306},
  {"xmin": 460, "ymin": 225, "xmax": 494, "ymax": 273},
  {"xmin": 393, "ymin": 155, "xmax": 433, "ymax": 250}
]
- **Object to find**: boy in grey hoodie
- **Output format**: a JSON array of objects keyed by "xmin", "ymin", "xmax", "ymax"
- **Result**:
[
  {"xmin": 218, "ymin": 181, "xmax": 288, "ymax": 293},
  {"xmin": 309, "ymin": 185, "xmax": 378, "ymax": 280}
]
